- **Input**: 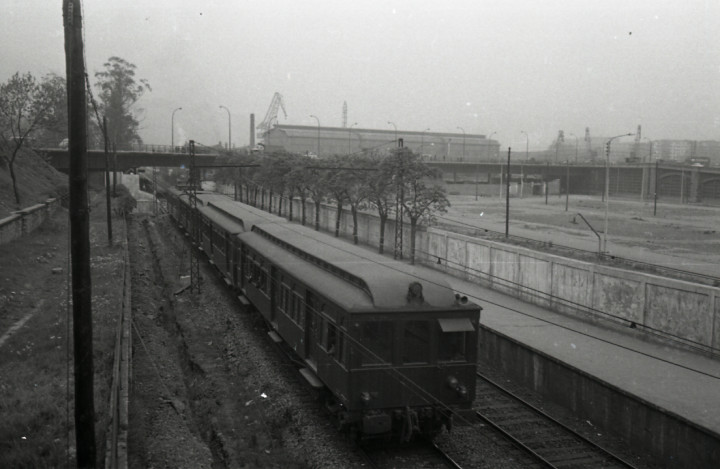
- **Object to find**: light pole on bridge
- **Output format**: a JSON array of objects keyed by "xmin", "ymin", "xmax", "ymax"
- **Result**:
[
  {"xmin": 310, "ymin": 115, "xmax": 320, "ymax": 156},
  {"xmin": 171, "ymin": 107, "xmax": 182, "ymax": 152},
  {"xmin": 457, "ymin": 127, "xmax": 466, "ymax": 161},
  {"xmin": 219, "ymin": 105, "xmax": 231, "ymax": 150}
]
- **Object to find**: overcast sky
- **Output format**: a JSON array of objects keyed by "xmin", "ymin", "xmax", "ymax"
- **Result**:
[{"xmin": 3, "ymin": 0, "xmax": 719, "ymax": 150}]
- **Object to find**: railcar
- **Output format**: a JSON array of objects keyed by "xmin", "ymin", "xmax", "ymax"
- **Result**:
[
  {"xmin": 163, "ymin": 190, "xmax": 482, "ymax": 441},
  {"xmin": 238, "ymin": 221, "xmax": 481, "ymax": 441}
]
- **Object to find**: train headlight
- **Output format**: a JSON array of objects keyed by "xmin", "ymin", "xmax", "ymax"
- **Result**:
[
  {"xmin": 360, "ymin": 391, "xmax": 372, "ymax": 405},
  {"xmin": 446, "ymin": 376, "xmax": 459, "ymax": 389},
  {"xmin": 456, "ymin": 385, "xmax": 468, "ymax": 399}
]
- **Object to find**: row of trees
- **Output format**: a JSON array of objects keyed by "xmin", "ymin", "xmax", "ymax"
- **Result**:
[
  {"xmin": 0, "ymin": 57, "xmax": 148, "ymax": 206},
  {"xmin": 213, "ymin": 148, "xmax": 450, "ymax": 264}
]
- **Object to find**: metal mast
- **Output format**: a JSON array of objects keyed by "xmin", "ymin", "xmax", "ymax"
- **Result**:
[
  {"xmin": 188, "ymin": 140, "xmax": 201, "ymax": 293},
  {"xmin": 394, "ymin": 139, "xmax": 404, "ymax": 260}
]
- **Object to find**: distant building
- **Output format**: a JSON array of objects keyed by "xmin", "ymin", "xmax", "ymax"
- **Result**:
[{"xmin": 260, "ymin": 125, "xmax": 500, "ymax": 161}]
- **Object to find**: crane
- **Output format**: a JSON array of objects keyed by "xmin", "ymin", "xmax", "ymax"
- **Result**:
[{"xmin": 257, "ymin": 92, "xmax": 287, "ymax": 134}]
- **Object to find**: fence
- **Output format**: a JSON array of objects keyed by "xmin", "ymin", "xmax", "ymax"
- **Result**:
[{"xmin": 0, "ymin": 198, "xmax": 60, "ymax": 245}]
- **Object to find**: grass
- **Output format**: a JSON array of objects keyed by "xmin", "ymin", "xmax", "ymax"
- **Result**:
[{"xmin": 0, "ymin": 190, "xmax": 125, "ymax": 467}]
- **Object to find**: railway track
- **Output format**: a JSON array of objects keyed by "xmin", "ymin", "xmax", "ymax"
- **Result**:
[
  {"xmin": 359, "ymin": 440, "xmax": 463, "ymax": 469},
  {"xmin": 475, "ymin": 371, "xmax": 641, "ymax": 469}
]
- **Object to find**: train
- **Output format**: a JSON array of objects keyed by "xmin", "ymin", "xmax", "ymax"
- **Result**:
[{"xmin": 163, "ymin": 187, "xmax": 482, "ymax": 442}]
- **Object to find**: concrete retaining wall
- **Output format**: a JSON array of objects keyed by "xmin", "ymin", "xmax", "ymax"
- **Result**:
[
  {"xmin": 425, "ymin": 228, "xmax": 720, "ymax": 353},
  {"xmin": 481, "ymin": 328, "xmax": 720, "ymax": 469},
  {"xmin": 0, "ymin": 199, "xmax": 59, "ymax": 245}
]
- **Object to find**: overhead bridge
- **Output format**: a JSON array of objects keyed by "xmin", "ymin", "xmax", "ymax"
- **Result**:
[{"xmin": 40, "ymin": 148, "xmax": 218, "ymax": 173}]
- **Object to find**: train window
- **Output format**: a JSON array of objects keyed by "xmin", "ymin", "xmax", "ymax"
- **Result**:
[
  {"xmin": 296, "ymin": 292, "xmax": 305, "ymax": 326},
  {"xmin": 258, "ymin": 265, "xmax": 269, "ymax": 296},
  {"xmin": 402, "ymin": 321, "xmax": 430, "ymax": 364},
  {"xmin": 438, "ymin": 332, "xmax": 467, "ymax": 362},
  {"xmin": 324, "ymin": 321, "xmax": 338, "ymax": 357},
  {"xmin": 357, "ymin": 321, "xmax": 393, "ymax": 366},
  {"xmin": 336, "ymin": 332, "xmax": 346, "ymax": 366}
]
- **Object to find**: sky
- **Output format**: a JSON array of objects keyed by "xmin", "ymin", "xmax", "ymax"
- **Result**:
[{"xmin": 3, "ymin": 0, "xmax": 719, "ymax": 151}]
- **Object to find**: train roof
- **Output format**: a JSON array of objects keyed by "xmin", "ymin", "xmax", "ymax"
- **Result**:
[
  {"xmin": 241, "ymin": 223, "xmax": 467, "ymax": 311},
  {"xmin": 207, "ymin": 199, "xmax": 287, "ymax": 231},
  {"xmin": 197, "ymin": 205, "xmax": 245, "ymax": 234},
  {"xmin": 240, "ymin": 231, "xmax": 374, "ymax": 310}
]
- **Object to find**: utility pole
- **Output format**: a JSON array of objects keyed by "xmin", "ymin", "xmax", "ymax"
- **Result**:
[
  {"xmin": 103, "ymin": 116, "xmax": 112, "ymax": 246},
  {"xmin": 505, "ymin": 147, "xmax": 511, "ymax": 238},
  {"xmin": 654, "ymin": 160, "xmax": 659, "ymax": 216},
  {"xmin": 63, "ymin": 0, "xmax": 97, "ymax": 466},
  {"xmin": 394, "ymin": 138, "xmax": 404, "ymax": 260},
  {"xmin": 188, "ymin": 140, "xmax": 201, "ymax": 293}
]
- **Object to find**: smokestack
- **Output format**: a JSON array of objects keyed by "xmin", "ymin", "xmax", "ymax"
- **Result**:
[{"xmin": 250, "ymin": 113, "xmax": 255, "ymax": 147}]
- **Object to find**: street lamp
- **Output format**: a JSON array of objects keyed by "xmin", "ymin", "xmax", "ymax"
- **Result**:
[
  {"xmin": 420, "ymin": 128, "xmax": 430, "ymax": 155},
  {"xmin": 219, "ymin": 105, "xmax": 231, "ymax": 150},
  {"xmin": 566, "ymin": 133, "xmax": 579, "ymax": 211},
  {"xmin": 171, "ymin": 107, "xmax": 182, "ymax": 151},
  {"xmin": 388, "ymin": 121, "xmax": 397, "ymax": 142},
  {"xmin": 476, "ymin": 131, "xmax": 496, "ymax": 200},
  {"xmin": 603, "ymin": 132, "xmax": 634, "ymax": 253},
  {"xmin": 348, "ymin": 122, "xmax": 358, "ymax": 154},
  {"xmin": 457, "ymin": 127, "xmax": 465, "ymax": 161},
  {"xmin": 309, "ymin": 115, "xmax": 320, "ymax": 156},
  {"xmin": 520, "ymin": 130, "xmax": 529, "ymax": 161}
]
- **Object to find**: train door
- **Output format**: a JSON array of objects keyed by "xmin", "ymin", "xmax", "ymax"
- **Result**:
[
  {"xmin": 305, "ymin": 290, "xmax": 320, "ymax": 368},
  {"xmin": 269, "ymin": 267, "xmax": 278, "ymax": 324}
]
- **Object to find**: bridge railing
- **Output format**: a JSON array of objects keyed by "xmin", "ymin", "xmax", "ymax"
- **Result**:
[{"xmin": 84, "ymin": 143, "xmax": 218, "ymax": 154}]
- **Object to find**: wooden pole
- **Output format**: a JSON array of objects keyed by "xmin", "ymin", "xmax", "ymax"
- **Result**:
[
  {"xmin": 104, "ymin": 116, "xmax": 112, "ymax": 246},
  {"xmin": 63, "ymin": 0, "xmax": 97, "ymax": 466}
]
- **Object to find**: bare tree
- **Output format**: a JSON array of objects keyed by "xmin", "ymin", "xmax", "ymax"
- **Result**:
[
  {"xmin": 305, "ymin": 160, "xmax": 331, "ymax": 231},
  {"xmin": 366, "ymin": 153, "xmax": 396, "ymax": 253},
  {"xmin": 0, "ymin": 72, "xmax": 57, "ymax": 206},
  {"xmin": 393, "ymin": 148, "xmax": 450, "ymax": 264}
]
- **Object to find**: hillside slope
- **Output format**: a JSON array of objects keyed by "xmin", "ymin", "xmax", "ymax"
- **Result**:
[{"xmin": 0, "ymin": 149, "xmax": 67, "ymax": 218}]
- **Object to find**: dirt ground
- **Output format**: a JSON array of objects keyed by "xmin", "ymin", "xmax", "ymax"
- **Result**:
[{"xmin": 441, "ymin": 194, "xmax": 720, "ymax": 280}]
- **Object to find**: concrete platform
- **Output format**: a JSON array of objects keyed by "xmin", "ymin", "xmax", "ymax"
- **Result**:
[{"xmin": 442, "ymin": 272, "xmax": 720, "ymax": 468}]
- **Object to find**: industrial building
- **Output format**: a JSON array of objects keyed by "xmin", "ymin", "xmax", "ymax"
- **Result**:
[{"xmin": 260, "ymin": 124, "xmax": 500, "ymax": 161}]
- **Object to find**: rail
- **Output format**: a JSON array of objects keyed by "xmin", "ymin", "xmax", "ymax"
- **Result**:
[
  {"xmin": 475, "ymin": 371, "xmax": 640, "ymax": 469},
  {"xmin": 104, "ymin": 216, "xmax": 131, "ymax": 469}
]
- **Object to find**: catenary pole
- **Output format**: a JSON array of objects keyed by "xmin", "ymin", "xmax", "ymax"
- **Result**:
[
  {"xmin": 505, "ymin": 147, "xmax": 511, "ymax": 238},
  {"xmin": 63, "ymin": 0, "xmax": 97, "ymax": 466}
]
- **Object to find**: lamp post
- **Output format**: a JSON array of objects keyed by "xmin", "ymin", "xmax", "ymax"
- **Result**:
[
  {"xmin": 566, "ymin": 133, "xmax": 578, "ymax": 211},
  {"xmin": 476, "ymin": 131, "xmax": 496, "ymax": 201},
  {"xmin": 388, "ymin": 121, "xmax": 397, "ymax": 142},
  {"xmin": 348, "ymin": 122, "xmax": 357, "ymax": 154},
  {"xmin": 603, "ymin": 132, "xmax": 634, "ymax": 253},
  {"xmin": 219, "ymin": 105, "xmax": 231, "ymax": 149},
  {"xmin": 171, "ymin": 107, "xmax": 182, "ymax": 152},
  {"xmin": 520, "ymin": 130, "xmax": 529, "ymax": 161},
  {"xmin": 420, "ymin": 128, "xmax": 430, "ymax": 155},
  {"xmin": 457, "ymin": 126, "xmax": 465, "ymax": 161},
  {"xmin": 309, "ymin": 115, "xmax": 320, "ymax": 156}
]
